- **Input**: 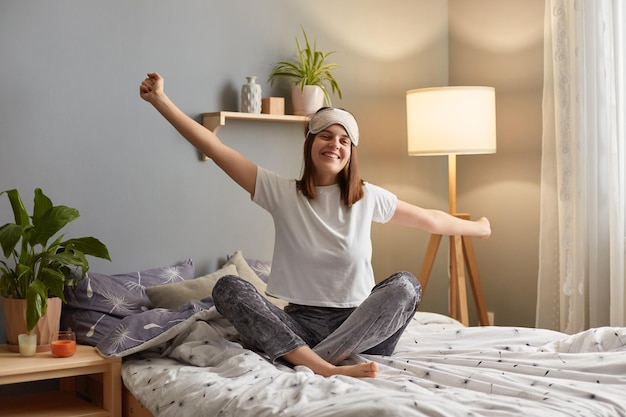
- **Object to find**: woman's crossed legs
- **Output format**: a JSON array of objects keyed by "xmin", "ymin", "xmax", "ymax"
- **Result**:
[{"xmin": 212, "ymin": 271, "xmax": 421, "ymax": 378}]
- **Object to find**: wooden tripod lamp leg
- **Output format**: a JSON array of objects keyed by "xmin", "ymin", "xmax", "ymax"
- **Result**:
[
  {"xmin": 417, "ymin": 212, "xmax": 490, "ymax": 326},
  {"xmin": 449, "ymin": 236, "xmax": 458, "ymax": 321},
  {"xmin": 450, "ymin": 235, "xmax": 469, "ymax": 326},
  {"xmin": 461, "ymin": 235, "xmax": 490, "ymax": 326},
  {"xmin": 418, "ymin": 234, "xmax": 442, "ymax": 292}
]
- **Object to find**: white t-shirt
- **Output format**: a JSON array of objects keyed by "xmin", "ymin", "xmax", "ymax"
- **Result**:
[{"xmin": 253, "ymin": 167, "xmax": 398, "ymax": 307}]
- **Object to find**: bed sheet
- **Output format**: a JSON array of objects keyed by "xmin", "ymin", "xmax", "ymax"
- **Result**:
[{"xmin": 121, "ymin": 310, "xmax": 626, "ymax": 417}]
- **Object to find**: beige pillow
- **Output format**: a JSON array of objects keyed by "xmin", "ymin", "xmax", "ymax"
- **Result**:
[
  {"xmin": 146, "ymin": 264, "xmax": 238, "ymax": 310},
  {"xmin": 223, "ymin": 250, "xmax": 268, "ymax": 294},
  {"xmin": 225, "ymin": 250, "xmax": 288, "ymax": 309}
]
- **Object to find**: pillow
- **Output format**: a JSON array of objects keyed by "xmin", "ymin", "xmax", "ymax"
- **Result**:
[
  {"xmin": 223, "ymin": 250, "xmax": 268, "ymax": 295},
  {"xmin": 61, "ymin": 306, "xmax": 122, "ymax": 344},
  {"xmin": 146, "ymin": 264, "xmax": 238, "ymax": 310},
  {"xmin": 243, "ymin": 258, "xmax": 271, "ymax": 283},
  {"xmin": 224, "ymin": 250, "xmax": 287, "ymax": 309},
  {"xmin": 62, "ymin": 259, "xmax": 195, "ymax": 346}
]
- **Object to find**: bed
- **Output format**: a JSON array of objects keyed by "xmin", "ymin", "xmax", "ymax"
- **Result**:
[{"xmin": 61, "ymin": 252, "xmax": 626, "ymax": 417}]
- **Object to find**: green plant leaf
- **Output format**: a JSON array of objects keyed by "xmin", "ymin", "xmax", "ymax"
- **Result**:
[
  {"xmin": 33, "ymin": 188, "xmax": 53, "ymax": 223},
  {"xmin": 2, "ymin": 189, "xmax": 30, "ymax": 226},
  {"xmin": 15, "ymin": 263, "xmax": 34, "ymax": 299},
  {"xmin": 43, "ymin": 249, "xmax": 88, "ymax": 285},
  {"xmin": 30, "ymin": 205, "xmax": 80, "ymax": 247},
  {"xmin": 39, "ymin": 267, "xmax": 66, "ymax": 300},
  {"xmin": 25, "ymin": 279, "xmax": 47, "ymax": 332},
  {"xmin": 0, "ymin": 267, "xmax": 18, "ymax": 298},
  {"xmin": 62, "ymin": 237, "xmax": 111, "ymax": 261},
  {"xmin": 0, "ymin": 223, "xmax": 22, "ymax": 258},
  {"xmin": 44, "ymin": 249, "xmax": 84, "ymax": 266}
]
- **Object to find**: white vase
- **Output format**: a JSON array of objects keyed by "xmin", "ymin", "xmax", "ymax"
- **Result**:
[
  {"xmin": 291, "ymin": 85, "xmax": 325, "ymax": 116},
  {"xmin": 241, "ymin": 76, "xmax": 262, "ymax": 114}
]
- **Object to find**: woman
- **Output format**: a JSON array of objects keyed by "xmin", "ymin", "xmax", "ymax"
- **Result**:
[{"xmin": 139, "ymin": 72, "xmax": 491, "ymax": 378}]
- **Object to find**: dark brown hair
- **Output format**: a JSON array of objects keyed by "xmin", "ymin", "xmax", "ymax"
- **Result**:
[{"xmin": 296, "ymin": 109, "xmax": 364, "ymax": 207}]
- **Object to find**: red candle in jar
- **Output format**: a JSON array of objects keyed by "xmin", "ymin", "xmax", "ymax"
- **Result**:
[{"xmin": 51, "ymin": 340, "xmax": 76, "ymax": 357}]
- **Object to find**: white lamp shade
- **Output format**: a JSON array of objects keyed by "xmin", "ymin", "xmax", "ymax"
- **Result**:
[{"xmin": 406, "ymin": 86, "xmax": 497, "ymax": 156}]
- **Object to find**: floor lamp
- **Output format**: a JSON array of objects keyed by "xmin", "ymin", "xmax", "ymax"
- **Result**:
[{"xmin": 406, "ymin": 86, "xmax": 496, "ymax": 326}]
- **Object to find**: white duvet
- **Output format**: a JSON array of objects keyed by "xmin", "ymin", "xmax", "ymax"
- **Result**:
[{"xmin": 122, "ymin": 310, "xmax": 626, "ymax": 416}]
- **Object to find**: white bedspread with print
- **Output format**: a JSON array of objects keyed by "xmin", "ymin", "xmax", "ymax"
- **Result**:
[{"xmin": 119, "ymin": 309, "xmax": 626, "ymax": 417}]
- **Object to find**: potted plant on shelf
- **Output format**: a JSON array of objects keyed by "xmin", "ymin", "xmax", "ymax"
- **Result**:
[
  {"xmin": 0, "ymin": 188, "xmax": 110, "ymax": 352},
  {"xmin": 268, "ymin": 27, "xmax": 343, "ymax": 116}
]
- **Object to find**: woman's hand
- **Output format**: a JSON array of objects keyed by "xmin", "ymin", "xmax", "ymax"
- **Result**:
[
  {"xmin": 139, "ymin": 72, "xmax": 164, "ymax": 104},
  {"xmin": 475, "ymin": 217, "xmax": 491, "ymax": 239}
]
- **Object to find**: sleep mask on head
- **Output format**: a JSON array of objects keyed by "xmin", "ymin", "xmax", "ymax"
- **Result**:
[{"xmin": 307, "ymin": 108, "xmax": 359, "ymax": 146}]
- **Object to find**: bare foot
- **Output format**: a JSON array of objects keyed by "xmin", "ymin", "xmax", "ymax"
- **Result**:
[
  {"xmin": 283, "ymin": 346, "xmax": 379, "ymax": 378},
  {"xmin": 321, "ymin": 361, "xmax": 378, "ymax": 378}
]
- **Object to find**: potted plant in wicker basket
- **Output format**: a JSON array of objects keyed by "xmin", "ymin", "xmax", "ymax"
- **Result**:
[
  {"xmin": 0, "ymin": 188, "xmax": 110, "ymax": 352},
  {"xmin": 268, "ymin": 27, "xmax": 343, "ymax": 116}
]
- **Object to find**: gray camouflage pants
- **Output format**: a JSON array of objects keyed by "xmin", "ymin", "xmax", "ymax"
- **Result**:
[{"xmin": 212, "ymin": 271, "xmax": 422, "ymax": 364}]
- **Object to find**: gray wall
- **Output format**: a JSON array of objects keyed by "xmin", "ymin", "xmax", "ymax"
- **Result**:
[{"xmin": 0, "ymin": 0, "xmax": 544, "ymax": 343}]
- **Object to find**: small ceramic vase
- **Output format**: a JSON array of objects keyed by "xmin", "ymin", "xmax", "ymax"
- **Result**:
[{"xmin": 241, "ymin": 76, "xmax": 262, "ymax": 113}]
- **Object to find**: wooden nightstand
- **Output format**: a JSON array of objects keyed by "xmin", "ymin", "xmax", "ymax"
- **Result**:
[{"xmin": 0, "ymin": 344, "xmax": 121, "ymax": 417}]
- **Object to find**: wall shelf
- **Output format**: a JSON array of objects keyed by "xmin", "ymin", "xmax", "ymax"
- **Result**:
[
  {"xmin": 200, "ymin": 112, "xmax": 307, "ymax": 160},
  {"xmin": 202, "ymin": 111, "xmax": 307, "ymax": 133}
]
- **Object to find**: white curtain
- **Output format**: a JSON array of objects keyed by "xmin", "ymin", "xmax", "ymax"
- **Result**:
[{"xmin": 537, "ymin": 0, "xmax": 626, "ymax": 333}]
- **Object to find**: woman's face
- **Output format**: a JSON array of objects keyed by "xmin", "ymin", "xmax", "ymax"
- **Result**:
[{"xmin": 310, "ymin": 124, "xmax": 352, "ymax": 185}]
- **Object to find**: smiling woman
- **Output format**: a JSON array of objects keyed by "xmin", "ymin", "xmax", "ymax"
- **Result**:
[
  {"xmin": 309, "ymin": 125, "xmax": 352, "ymax": 183},
  {"xmin": 139, "ymin": 71, "xmax": 490, "ymax": 378},
  {"xmin": 300, "ymin": 108, "xmax": 360, "ymax": 192}
]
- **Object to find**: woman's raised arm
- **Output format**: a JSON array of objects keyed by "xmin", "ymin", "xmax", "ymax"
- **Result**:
[
  {"xmin": 140, "ymin": 72, "xmax": 257, "ymax": 195},
  {"xmin": 390, "ymin": 200, "xmax": 491, "ymax": 239}
]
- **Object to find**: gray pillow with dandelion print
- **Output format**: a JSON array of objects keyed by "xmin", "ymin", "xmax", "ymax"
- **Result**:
[
  {"xmin": 61, "ymin": 259, "xmax": 195, "ymax": 346},
  {"xmin": 61, "ymin": 306, "xmax": 121, "ymax": 346}
]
